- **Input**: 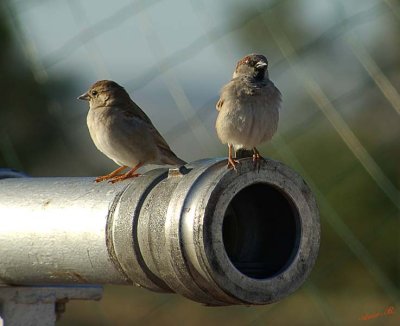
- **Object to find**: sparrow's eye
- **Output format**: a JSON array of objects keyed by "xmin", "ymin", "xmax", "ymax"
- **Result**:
[{"xmin": 91, "ymin": 90, "xmax": 98, "ymax": 96}]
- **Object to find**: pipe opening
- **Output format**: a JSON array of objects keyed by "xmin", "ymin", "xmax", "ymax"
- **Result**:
[{"xmin": 222, "ymin": 183, "xmax": 300, "ymax": 279}]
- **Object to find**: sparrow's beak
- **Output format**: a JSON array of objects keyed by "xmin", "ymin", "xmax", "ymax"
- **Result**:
[
  {"xmin": 77, "ymin": 92, "xmax": 90, "ymax": 101},
  {"xmin": 255, "ymin": 61, "xmax": 268, "ymax": 69}
]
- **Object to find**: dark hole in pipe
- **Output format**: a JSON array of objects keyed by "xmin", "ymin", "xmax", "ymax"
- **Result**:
[{"xmin": 222, "ymin": 183, "xmax": 300, "ymax": 279}]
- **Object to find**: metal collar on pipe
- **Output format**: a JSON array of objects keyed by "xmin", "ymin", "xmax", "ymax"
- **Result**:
[{"xmin": 0, "ymin": 158, "xmax": 320, "ymax": 306}]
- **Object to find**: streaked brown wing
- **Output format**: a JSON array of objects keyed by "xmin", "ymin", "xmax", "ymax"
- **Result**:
[
  {"xmin": 124, "ymin": 100, "xmax": 153, "ymax": 125},
  {"xmin": 122, "ymin": 101, "xmax": 185, "ymax": 164},
  {"xmin": 216, "ymin": 98, "xmax": 224, "ymax": 111}
]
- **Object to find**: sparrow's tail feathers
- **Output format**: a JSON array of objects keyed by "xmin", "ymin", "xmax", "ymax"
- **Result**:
[{"xmin": 161, "ymin": 150, "xmax": 187, "ymax": 166}]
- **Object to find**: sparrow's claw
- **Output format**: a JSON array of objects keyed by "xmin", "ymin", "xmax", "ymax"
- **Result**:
[
  {"xmin": 96, "ymin": 175, "xmax": 119, "ymax": 183},
  {"xmin": 95, "ymin": 165, "xmax": 127, "ymax": 183},
  {"xmin": 252, "ymin": 148, "xmax": 267, "ymax": 172},
  {"xmin": 227, "ymin": 157, "xmax": 240, "ymax": 171},
  {"xmin": 107, "ymin": 162, "xmax": 144, "ymax": 183},
  {"xmin": 227, "ymin": 144, "xmax": 240, "ymax": 171},
  {"xmin": 108, "ymin": 172, "xmax": 140, "ymax": 183},
  {"xmin": 252, "ymin": 154, "xmax": 260, "ymax": 172}
]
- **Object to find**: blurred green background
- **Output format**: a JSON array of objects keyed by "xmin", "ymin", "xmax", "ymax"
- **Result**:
[{"xmin": 0, "ymin": 0, "xmax": 399, "ymax": 325}]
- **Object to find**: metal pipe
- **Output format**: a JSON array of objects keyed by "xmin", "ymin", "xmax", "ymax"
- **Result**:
[{"xmin": 0, "ymin": 158, "xmax": 320, "ymax": 306}]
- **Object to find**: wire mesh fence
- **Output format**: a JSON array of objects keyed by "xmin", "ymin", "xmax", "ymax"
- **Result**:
[{"xmin": 0, "ymin": 0, "xmax": 399, "ymax": 324}]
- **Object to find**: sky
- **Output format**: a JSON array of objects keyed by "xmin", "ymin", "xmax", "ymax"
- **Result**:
[{"xmin": 4, "ymin": 0, "xmax": 394, "ymax": 165}]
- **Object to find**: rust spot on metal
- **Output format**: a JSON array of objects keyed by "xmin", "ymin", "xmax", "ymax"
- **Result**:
[
  {"xmin": 71, "ymin": 272, "xmax": 88, "ymax": 283},
  {"xmin": 168, "ymin": 166, "xmax": 191, "ymax": 178},
  {"xmin": 49, "ymin": 271, "xmax": 89, "ymax": 283}
]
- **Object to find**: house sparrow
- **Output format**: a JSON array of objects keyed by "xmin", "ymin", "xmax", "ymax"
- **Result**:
[
  {"xmin": 215, "ymin": 54, "xmax": 281, "ymax": 170},
  {"xmin": 78, "ymin": 80, "xmax": 186, "ymax": 183}
]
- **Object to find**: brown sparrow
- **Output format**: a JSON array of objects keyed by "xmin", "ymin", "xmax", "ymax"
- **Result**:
[
  {"xmin": 78, "ymin": 80, "xmax": 186, "ymax": 183},
  {"xmin": 215, "ymin": 54, "xmax": 281, "ymax": 170}
]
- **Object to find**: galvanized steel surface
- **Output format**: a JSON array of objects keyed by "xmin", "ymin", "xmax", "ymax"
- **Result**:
[
  {"xmin": 0, "ymin": 158, "xmax": 320, "ymax": 306},
  {"xmin": 0, "ymin": 177, "xmax": 130, "ymax": 285}
]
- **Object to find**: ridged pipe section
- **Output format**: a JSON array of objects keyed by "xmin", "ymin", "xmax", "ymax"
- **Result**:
[{"xmin": 0, "ymin": 158, "xmax": 320, "ymax": 306}]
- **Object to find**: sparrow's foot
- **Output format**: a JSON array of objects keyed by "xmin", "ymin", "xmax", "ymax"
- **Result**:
[
  {"xmin": 95, "ymin": 165, "xmax": 127, "ymax": 183},
  {"xmin": 107, "ymin": 162, "xmax": 144, "ymax": 183},
  {"xmin": 227, "ymin": 157, "xmax": 240, "ymax": 171},
  {"xmin": 108, "ymin": 172, "xmax": 140, "ymax": 183},
  {"xmin": 96, "ymin": 174, "xmax": 121, "ymax": 183},
  {"xmin": 252, "ymin": 148, "xmax": 267, "ymax": 172},
  {"xmin": 227, "ymin": 143, "xmax": 240, "ymax": 171}
]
